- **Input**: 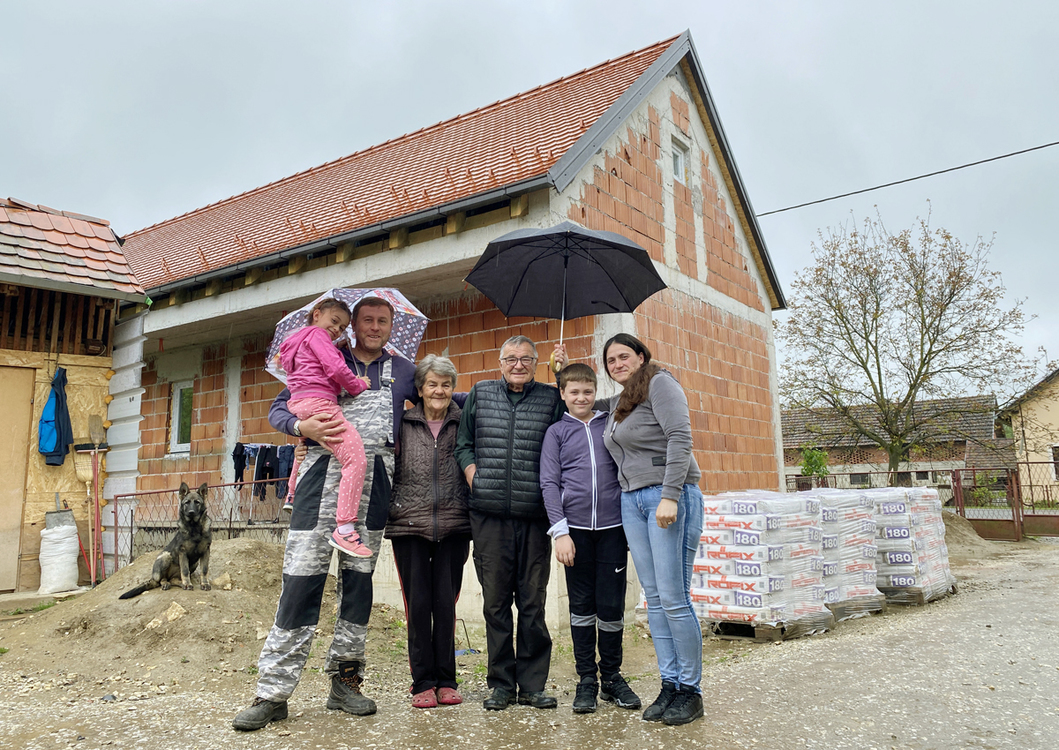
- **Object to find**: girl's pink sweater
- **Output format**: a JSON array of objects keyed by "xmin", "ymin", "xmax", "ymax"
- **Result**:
[{"xmin": 279, "ymin": 326, "xmax": 368, "ymax": 403}]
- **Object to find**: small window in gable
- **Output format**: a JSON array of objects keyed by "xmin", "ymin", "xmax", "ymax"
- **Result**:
[
  {"xmin": 169, "ymin": 379, "xmax": 194, "ymax": 454},
  {"xmin": 672, "ymin": 140, "xmax": 689, "ymax": 185}
]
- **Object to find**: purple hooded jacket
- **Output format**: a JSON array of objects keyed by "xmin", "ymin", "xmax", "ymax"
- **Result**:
[{"xmin": 539, "ymin": 411, "xmax": 623, "ymax": 538}]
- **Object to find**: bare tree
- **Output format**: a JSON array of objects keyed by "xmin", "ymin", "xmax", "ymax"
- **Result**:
[{"xmin": 778, "ymin": 210, "xmax": 1044, "ymax": 474}]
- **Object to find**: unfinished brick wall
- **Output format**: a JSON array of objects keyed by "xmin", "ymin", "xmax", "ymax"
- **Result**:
[
  {"xmin": 420, "ymin": 294, "xmax": 596, "ymax": 390},
  {"xmin": 568, "ymin": 106, "xmax": 665, "ymax": 263},
  {"xmin": 635, "ymin": 289, "xmax": 777, "ymax": 493},
  {"xmin": 701, "ymin": 152, "xmax": 764, "ymax": 312},
  {"xmin": 137, "ymin": 343, "xmax": 228, "ymax": 491},
  {"xmin": 240, "ymin": 335, "xmax": 288, "ymax": 443}
]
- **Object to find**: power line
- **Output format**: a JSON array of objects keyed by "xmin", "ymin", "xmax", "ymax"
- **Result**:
[{"xmin": 755, "ymin": 139, "xmax": 1059, "ymax": 217}]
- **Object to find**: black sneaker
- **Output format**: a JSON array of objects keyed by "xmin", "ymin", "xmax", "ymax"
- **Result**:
[
  {"xmin": 326, "ymin": 661, "xmax": 377, "ymax": 716},
  {"xmin": 517, "ymin": 690, "xmax": 558, "ymax": 709},
  {"xmin": 661, "ymin": 688, "xmax": 704, "ymax": 726},
  {"xmin": 600, "ymin": 674, "xmax": 641, "ymax": 709},
  {"xmin": 572, "ymin": 681, "xmax": 598, "ymax": 714},
  {"xmin": 642, "ymin": 680, "xmax": 677, "ymax": 722},
  {"xmin": 232, "ymin": 696, "xmax": 288, "ymax": 731},
  {"xmin": 483, "ymin": 687, "xmax": 517, "ymax": 711}
]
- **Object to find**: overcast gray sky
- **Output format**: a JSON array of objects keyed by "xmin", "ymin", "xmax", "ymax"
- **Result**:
[{"xmin": 4, "ymin": 1, "xmax": 1057, "ymax": 377}]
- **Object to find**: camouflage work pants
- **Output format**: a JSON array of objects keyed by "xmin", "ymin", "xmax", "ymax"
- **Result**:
[{"xmin": 255, "ymin": 370, "xmax": 396, "ymax": 702}]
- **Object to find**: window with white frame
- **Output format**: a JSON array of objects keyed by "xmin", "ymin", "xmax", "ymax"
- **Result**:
[
  {"xmin": 169, "ymin": 380, "xmax": 194, "ymax": 453},
  {"xmin": 672, "ymin": 139, "xmax": 689, "ymax": 185}
]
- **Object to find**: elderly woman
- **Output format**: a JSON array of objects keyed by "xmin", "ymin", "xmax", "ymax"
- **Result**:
[
  {"xmin": 385, "ymin": 354, "xmax": 471, "ymax": 709},
  {"xmin": 599, "ymin": 333, "xmax": 704, "ymax": 726}
]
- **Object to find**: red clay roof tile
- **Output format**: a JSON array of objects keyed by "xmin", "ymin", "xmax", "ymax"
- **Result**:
[
  {"xmin": 123, "ymin": 36, "xmax": 677, "ymax": 289},
  {"xmin": 0, "ymin": 198, "xmax": 144, "ymax": 299}
]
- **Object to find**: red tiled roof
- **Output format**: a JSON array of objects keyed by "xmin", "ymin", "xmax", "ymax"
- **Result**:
[
  {"xmin": 0, "ymin": 198, "xmax": 145, "ymax": 300},
  {"xmin": 781, "ymin": 396, "xmax": 999, "ymax": 449},
  {"xmin": 123, "ymin": 36, "xmax": 679, "ymax": 290}
]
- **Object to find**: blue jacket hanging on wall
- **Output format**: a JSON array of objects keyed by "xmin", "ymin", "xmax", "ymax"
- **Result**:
[{"xmin": 39, "ymin": 366, "xmax": 74, "ymax": 466}]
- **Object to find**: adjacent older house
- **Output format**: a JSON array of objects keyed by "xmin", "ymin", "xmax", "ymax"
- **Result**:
[
  {"xmin": 781, "ymin": 396, "xmax": 1015, "ymax": 495},
  {"xmin": 119, "ymin": 32, "xmax": 786, "ymax": 618},
  {"xmin": 1000, "ymin": 367, "xmax": 1059, "ymax": 505},
  {"xmin": 0, "ymin": 197, "xmax": 145, "ymax": 592}
]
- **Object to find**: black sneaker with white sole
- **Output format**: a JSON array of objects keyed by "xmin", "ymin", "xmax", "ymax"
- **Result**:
[{"xmin": 600, "ymin": 674, "xmax": 641, "ymax": 709}]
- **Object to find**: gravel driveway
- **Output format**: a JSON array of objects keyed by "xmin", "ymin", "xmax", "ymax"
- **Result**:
[{"xmin": 2, "ymin": 539, "xmax": 1056, "ymax": 750}]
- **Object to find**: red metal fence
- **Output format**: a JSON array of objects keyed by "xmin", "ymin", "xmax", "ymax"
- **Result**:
[{"xmin": 108, "ymin": 477, "xmax": 291, "ymax": 572}]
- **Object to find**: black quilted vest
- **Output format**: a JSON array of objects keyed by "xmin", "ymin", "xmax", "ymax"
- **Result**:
[{"xmin": 470, "ymin": 379, "xmax": 559, "ymax": 519}]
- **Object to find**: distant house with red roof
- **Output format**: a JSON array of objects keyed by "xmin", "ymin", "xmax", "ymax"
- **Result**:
[
  {"xmin": 119, "ymin": 30, "xmax": 786, "ymax": 507},
  {"xmin": 0, "ymin": 197, "xmax": 145, "ymax": 591}
]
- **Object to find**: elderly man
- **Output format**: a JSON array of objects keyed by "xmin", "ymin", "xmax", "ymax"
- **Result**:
[
  {"xmin": 455, "ymin": 334, "xmax": 564, "ymax": 710},
  {"xmin": 233, "ymin": 296, "xmax": 417, "ymax": 731}
]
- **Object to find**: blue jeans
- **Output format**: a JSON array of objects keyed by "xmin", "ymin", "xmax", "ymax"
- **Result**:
[{"xmin": 621, "ymin": 483, "xmax": 704, "ymax": 692}]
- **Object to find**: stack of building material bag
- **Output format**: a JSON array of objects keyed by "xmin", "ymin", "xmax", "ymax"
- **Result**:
[
  {"xmin": 691, "ymin": 491, "xmax": 833, "ymax": 638},
  {"xmin": 809, "ymin": 488, "xmax": 886, "ymax": 620},
  {"xmin": 872, "ymin": 486, "xmax": 956, "ymax": 604}
]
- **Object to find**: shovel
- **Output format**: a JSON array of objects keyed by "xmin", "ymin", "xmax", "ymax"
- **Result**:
[{"xmin": 45, "ymin": 492, "xmax": 76, "ymax": 530}]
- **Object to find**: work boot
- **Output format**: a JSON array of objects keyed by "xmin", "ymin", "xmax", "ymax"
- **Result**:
[
  {"xmin": 518, "ymin": 690, "xmax": 558, "ymax": 709},
  {"xmin": 231, "ymin": 696, "xmax": 288, "ymax": 731},
  {"xmin": 572, "ymin": 679, "xmax": 598, "ymax": 714},
  {"xmin": 600, "ymin": 674, "xmax": 641, "ymax": 709},
  {"xmin": 661, "ymin": 687, "xmax": 704, "ymax": 726},
  {"xmin": 327, "ymin": 661, "xmax": 377, "ymax": 716},
  {"xmin": 642, "ymin": 680, "xmax": 677, "ymax": 722},
  {"xmin": 483, "ymin": 686, "xmax": 517, "ymax": 711}
]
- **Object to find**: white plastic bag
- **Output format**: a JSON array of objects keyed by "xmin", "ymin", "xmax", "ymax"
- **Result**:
[{"xmin": 38, "ymin": 524, "xmax": 80, "ymax": 595}]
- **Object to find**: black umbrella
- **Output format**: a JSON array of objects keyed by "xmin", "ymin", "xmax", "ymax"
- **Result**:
[{"xmin": 465, "ymin": 221, "xmax": 666, "ymax": 345}]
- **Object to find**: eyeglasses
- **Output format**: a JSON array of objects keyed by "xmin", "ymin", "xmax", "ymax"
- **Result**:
[{"xmin": 500, "ymin": 356, "xmax": 537, "ymax": 367}]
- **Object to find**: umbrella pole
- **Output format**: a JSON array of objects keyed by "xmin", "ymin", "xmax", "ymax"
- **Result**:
[{"xmin": 559, "ymin": 255, "xmax": 568, "ymax": 345}]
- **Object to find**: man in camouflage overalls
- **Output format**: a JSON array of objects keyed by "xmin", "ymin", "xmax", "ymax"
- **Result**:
[{"xmin": 233, "ymin": 297, "xmax": 419, "ymax": 731}]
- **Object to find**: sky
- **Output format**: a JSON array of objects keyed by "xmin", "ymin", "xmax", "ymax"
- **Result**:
[{"xmin": 3, "ymin": 1, "xmax": 1057, "ymax": 375}]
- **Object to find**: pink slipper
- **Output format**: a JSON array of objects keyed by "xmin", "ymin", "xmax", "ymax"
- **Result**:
[
  {"xmin": 412, "ymin": 688, "xmax": 438, "ymax": 708},
  {"xmin": 436, "ymin": 687, "xmax": 463, "ymax": 705}
]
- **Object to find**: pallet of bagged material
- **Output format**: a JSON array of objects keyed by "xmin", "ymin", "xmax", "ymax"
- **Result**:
[
  {"xmin": 878, "ymin": 580, "xmax": 958, "ymax": 606},
  {"xmin": 826, "ymin": 593, "xmax": 887, "ymax": 622},
  {"xmin": 703, "ymin": 610, "xmax": 835, "ymax": 642}
]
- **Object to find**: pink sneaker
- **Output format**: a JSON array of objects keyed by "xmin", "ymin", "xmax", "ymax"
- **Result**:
[
  {"xmin": 412, "ymin": 688, "xmax": 437, "ymax": 708},
  {"xmin": 436, "ymin": 687, "xmax": 463, "ymax": 705},
  {"xmin": 329, "ymin": 528, "xmax": 373, "ymax": 558}
]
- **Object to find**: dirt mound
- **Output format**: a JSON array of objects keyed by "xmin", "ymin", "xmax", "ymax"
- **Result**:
[
  {"xmin": 0, "ymin": 538, "xmax": 423, "ymax": 692},
  {"xmin": 1, "ymin": 539, "xmax": 296, "ymax": 684},
  {"xmin": 942, "ymin": 509, "xmax": 999, "ymax": 560}
]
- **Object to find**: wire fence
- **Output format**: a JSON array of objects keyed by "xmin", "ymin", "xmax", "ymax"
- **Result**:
[{"xmin": 109, "ymin": 478, "xmax": 291, "ymax": 571}]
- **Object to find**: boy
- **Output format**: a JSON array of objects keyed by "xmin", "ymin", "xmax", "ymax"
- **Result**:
[{"xmin": 539, "ymin": 363, "xmax": 641, "ymax": 714}]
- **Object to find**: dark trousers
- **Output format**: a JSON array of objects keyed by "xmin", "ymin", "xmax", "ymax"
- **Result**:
[
  {"xmin": 564, "ymin": 526, "xmax": 629, "ymax": 682},
  {"xmin": 390, "ymin": 534, "xmax": 471, "ymax": 694},
  {"xmin": 470, "ymin": 511, "xmax": 552, "ymax": 694}
]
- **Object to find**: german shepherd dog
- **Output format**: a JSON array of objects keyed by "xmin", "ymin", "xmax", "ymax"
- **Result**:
[{"xmin": 119, "ymin": 482, "xmax": 212, "ymax": 599}]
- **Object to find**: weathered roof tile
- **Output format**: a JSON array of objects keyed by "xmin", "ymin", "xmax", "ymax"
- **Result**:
[
  {"xmin": 0, "ymin": 197, "xmax": 144, "ymax": 299},
  {"xmin": 123, "ymin": 35, "xmax": 677, "ymax": 289}
]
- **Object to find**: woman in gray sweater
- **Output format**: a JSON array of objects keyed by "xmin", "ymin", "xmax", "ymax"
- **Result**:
[{"xmin": 600, "ymin": 333, "xmax": 704, "ymax": 726}]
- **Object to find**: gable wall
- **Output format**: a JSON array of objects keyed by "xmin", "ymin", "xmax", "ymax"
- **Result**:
[
  {"xmin": 1011, "ymin": 377, "xmax": 1059, "ymax": 463},
  {"xmin": 554, "ymin": 70, "xmax": 783, "ymax": 493}
]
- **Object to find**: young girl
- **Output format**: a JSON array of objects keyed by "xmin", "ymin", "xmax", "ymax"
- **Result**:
[{"xmin": 280, "ymin": 298, "xmax": 372, "ymax": 557}]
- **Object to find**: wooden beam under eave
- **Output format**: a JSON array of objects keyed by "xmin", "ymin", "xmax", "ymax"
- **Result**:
[
  {"xmin": 335, "ymin": 242, "xmax": 355, "ymax": 263},
  {"xmin": 509, "ymin": 194, "xmax": 529, "ymax": 219},
  {"xmin": 287, "ymin": 256, "xmax": 307, "ymax": 275},
  {"xmin": 203, "ymin": 279, "xmax": 223, "ymax": 297},
  {"xmin": 244, "ymin": 267, "xmax": 262, "ymax": 287},
  {"xmin": 388, "ymin": 228, "xmax": 409, "ymax": 250},
  {"xmin": 444, "ymin": 212, "xmax": 466, "ymax": 235}
]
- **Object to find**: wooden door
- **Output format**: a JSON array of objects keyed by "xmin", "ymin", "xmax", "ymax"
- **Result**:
[{"xmin": 0, "ymin": 366, "xmax": 34, "ymax": 590}]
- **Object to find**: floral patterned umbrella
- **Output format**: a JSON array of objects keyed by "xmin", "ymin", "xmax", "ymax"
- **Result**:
[{"xmin": 265, "ymin": 287, "xmax": 429, "ymax": 383}]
